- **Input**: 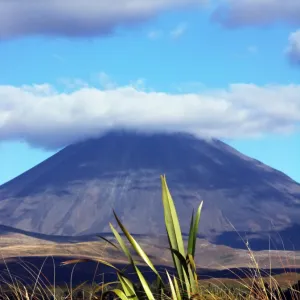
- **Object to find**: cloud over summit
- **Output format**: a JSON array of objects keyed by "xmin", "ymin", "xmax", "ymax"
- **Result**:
[
  {"xmin": 0, "ymin": 0, "xmax": 204, "ymax": 39},
  {"xmin": 0, "ymin": 80, "xmax": 300, "ymax": 149}
]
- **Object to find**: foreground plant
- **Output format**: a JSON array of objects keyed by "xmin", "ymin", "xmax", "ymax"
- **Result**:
[
  {"xmin": 161, "ymin": 175, "xmax": 203, "ymax": 299},
  {"xmin": 63, "ymin": 175, "xmax": 203, "ymax": 299}
]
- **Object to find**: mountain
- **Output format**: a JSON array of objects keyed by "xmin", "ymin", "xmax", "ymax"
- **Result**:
[{"xmin": 1, "ymin": 130, "xmax": 300, "ymax": 250}]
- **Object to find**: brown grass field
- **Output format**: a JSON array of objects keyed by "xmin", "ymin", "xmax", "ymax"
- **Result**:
[{"xmin": 1, "ymin": 232, "xmax": 300, "ymax": 271}]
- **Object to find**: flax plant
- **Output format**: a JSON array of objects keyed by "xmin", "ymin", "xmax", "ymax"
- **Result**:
[{"xmin": 63, "ymin": 175, "xmax": 203, "ymax": 299}]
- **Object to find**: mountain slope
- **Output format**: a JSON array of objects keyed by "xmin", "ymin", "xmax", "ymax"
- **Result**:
[{"xmin": 1, "ymin": 130, "xmax": 300, "ymax": 249}]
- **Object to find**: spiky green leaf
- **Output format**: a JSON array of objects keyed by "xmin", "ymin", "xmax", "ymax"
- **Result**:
[
  {"xmin": 161, "ymin": 175, "xmax": 185, "ymax": 284},
  {"xmin": 117, "ymin": 272, "xmax": 137, "ymax": 299},
  {"xmin": 111, "ymin": 289, "xmax": 130, "ymax": 300},
  {"xmin": 166, "ymin": 271, "xmax": 178, "ymax": 300},
  {"xmin": 113, "ymin": 210, "xmax": 164, "ymax": 285}
]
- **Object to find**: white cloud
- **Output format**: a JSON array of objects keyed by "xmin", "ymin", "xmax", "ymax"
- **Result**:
[
  {"xmin": 0, "ymin": 0, "xmax": 205, "ymax": 39},
  {"xmin": 173, "ymin": 81, "xmax": 206, "ymax": 93},
  {"xmin": 52, "ymin": 54, "xmax": 65, "ymax": 62},
  {"xmin": 212, "ymin": 0, "xmax": 300, "ymax": 27},
  {"xmin": 285, "ymin": 29, "xmax": 300, "ymax": 65},
  {"xmin": 97, "ymin": 72, "xmax": 118, "ymax": 90},
  {"xmin": 57, "ymin": 78, "xmax": 90, "ymax": 90},
  {"xmin": 170, "ymin": 23, "xmax": 188, "ymax": 39},
  {"xmin": 247, "ymin": 45, "xmax": 258, "ymax": 54},
  {"xmin": 1, "ymin": 80, "xmax": 300, "ymax": 149},
  {"xmin": 147, "ymin": 23, "xmax": 187, "ymax": 40},
  {"xmin": 148, "ymin": 30, "xmax": 163, "ymax": 40}
]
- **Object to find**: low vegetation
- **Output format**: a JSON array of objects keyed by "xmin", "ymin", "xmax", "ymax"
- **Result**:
[{"xmin": 0, "ymin": 175, "xmax": 300, "ymax": 299}]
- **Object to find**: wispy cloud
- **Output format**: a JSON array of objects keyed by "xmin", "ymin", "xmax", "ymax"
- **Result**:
[
  {"xmin": 211, "ymin": 0, "xmax": 300, "ymax": 28},
  {"xmin": 52, "ymin": 54, "xmax": 65, "ymax": 62},
  {"xmin": 0, "ymin": 0, "xmax": 205, "ymax": 39},
  {"xmin": 170, "ymin": 23, "xmax": 188, "ymax": 39},
  {"xmin": 173, "ymin": 81, "xmax": 206, "ymax": 93},
  {"xmin": 147, "ymin": 23, "xmax": 188, "ymax": 40},
  {"xmin": 57, "ymin": 78, "xmax": 89, "ymax": 90},
  {"xmin": 247, "ymin": 45, "xmax": 258, "ymax": 54},
  {"xmin": 285, "ymin": 29, "xmax": 300, "ymax": 66},
  {"xmin": 97, "ymin": 72, "xmax": 117, "ymax": 90},
  {"xmin": 147, "ymin": 30, "xmax": 163, "ymax": 40},
  {"xmin": 1, "ymin": 79, "xmax": 299, "ymax": 149}
]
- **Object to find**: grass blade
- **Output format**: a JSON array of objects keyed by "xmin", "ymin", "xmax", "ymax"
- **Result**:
[
  {"xmin": 97, "ymin": 235, "xmax": 120, "ymax": 250},
  {"xmin": 112, "ymin": 210, "xmax": 164, "ymax": 285},
  {"xmin": 111, "ymin": 289, "xmax": 130, "ymax": 300},
  {"xmin": 110, "ymin": 221, "xmax": 155, "ymax": 299},
  {"xmin": 173, "ymin": 275, "xmax": 182, "ymax": 300},
  {"xmin": 61, "ymin": 258, "xmax": 121, "ymax": 272},
  {"xmin": 134, "ymin": 265, "xmax": 155, "ymax": 300},
  {"xmin": 117, "ymin": 272, "xmax": 137, "ymax": 299},
  {"xmin": 187, "ymin": 211, "xmax": 195, "ymax": 257},
  {"xmin": 191, "ymin": 202, "xmax": 203, "ymax": 257},
  {"xmin": 161, "ymin": 175, "xmax": 185, "ymax": 285},
  {"xmin": 166, "ymin": 271, "xmax": 178, "ymax": 300}
]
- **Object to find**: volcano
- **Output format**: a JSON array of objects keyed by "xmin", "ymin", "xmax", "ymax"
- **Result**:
[{"xmin": 0, "ymin": 130, "xmax": 300, "ymax": 250}]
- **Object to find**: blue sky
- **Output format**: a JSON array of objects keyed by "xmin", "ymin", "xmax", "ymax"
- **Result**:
[{"xmin": 0, "ymin": 0, "xmax": 300, "ymax": 184}]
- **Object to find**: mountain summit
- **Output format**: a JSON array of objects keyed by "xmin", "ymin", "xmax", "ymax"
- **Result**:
[{"xmin": 1, "ymin": 130, "xmax": 300, "ymax": 249}]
